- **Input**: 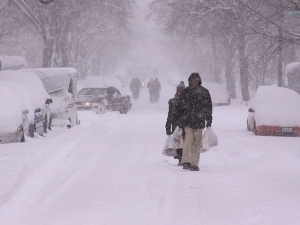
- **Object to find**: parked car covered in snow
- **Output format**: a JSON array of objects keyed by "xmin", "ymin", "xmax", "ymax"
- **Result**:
[
  {"xmin": 247, "ymin": 86, "xmax": 300, "ymax": 136},
  {"xmin": 0, "ymin": 82, "xmax": 29, "ymax": 144},
  {"xmin": 0, "ymin": 70, "xmax": 52, "ymax": 138},
  {"xmin": 77, "ymin": 87, "xmax": 132, "ymax": 114},
  {"xmin": 202, "ymin": 83, "xmax": 231, "ymax": 106},
  {"xmin": 19, "ymin": 68, "xmax": 79, "ymax": 129}
]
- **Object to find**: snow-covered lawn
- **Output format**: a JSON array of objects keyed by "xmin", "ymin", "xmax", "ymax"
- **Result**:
[{"xmin": 0, "ymin": 82, "xmax": 299, "ymax": 225}]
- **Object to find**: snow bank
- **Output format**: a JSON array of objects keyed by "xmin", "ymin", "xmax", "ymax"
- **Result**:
[{"xmin": 251, "ymin": 86, "xmax": 300, "ymax": 126}]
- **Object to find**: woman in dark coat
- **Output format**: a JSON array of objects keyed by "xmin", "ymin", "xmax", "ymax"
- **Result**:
[{"xmin": 165, "ymin": 81, "xmax": 185, "ymax": 164}]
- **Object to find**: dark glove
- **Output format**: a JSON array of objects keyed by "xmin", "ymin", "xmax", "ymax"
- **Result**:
[
  {"xmin": 206, "ymin": 121, "xmax": 212, "ymax": 127},
  {"xmin": 166, "ymin": 129, "xmax": 172, "ymax": 135}
]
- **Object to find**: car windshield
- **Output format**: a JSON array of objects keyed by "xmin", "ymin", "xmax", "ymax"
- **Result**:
[{"xmin": 78, "ymin": 88, "xmax": 107, "ymax": 96}]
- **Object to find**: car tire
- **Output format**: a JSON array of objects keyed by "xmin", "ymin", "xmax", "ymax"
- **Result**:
[{"xmin": 96, "ymin": 102, "xmax": 106, "ymax": 114}]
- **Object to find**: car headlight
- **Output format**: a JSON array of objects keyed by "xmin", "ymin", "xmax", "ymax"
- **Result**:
[{"xmin": 85, "ymin": 102, "xmax": 90, "ymax": 106}]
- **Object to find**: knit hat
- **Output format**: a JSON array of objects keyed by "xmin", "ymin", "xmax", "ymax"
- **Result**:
[{"xmin": 176, "ymin": 81, "xmax": 185, "ymax": 91}]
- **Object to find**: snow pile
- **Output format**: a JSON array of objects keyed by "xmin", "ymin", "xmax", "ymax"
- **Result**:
[
  {"xmin": 251, "ymin": 86, "xmax": 300, "ymax": 126},
  {"xmin": 0, "ymin": 82, "xmax": 26, "ymax": 132},
  {"xmin": 0, "ymin": 55, "xmax": 28, "ymax": 70}
]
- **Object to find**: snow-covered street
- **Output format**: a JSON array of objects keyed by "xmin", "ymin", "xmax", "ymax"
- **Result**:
[{"xmin": 0, "ymin": 82, "xmax": 299, "ymax": 225}]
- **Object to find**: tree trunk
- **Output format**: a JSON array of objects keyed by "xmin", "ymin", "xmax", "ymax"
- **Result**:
[
  {"xmin": 225, "ymin": 60, "xmax": 236, "ymax": 99},
  {"xmin": 237, "ymin": 2, "xmax": 250, "ymax": 101},
  {"xmin": 42, "ymin": 39, "xmax": 54, "ymax": 68},
  {"xmin": 61, "ymin": 25, "xmax": 70, "ymax": 67},
  {"xmin": 238, "ymin": 25, "xmax": 250, "ymax": 101},
  {"xmin": 222, "ymin": 36, "xmax": 237, "ymax": 98},
  {"xmin": 211, "ymin": 35, "xmax": 221, "ymax": 83}
]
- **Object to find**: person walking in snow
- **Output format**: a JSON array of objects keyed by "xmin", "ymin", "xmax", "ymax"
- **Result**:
[
  {"xmin": 129, "ymin": 77, "xmax": 142, "ymax": 100},
  {"xmin": 147, "ymin": 78, "xmax": 155, "ymax": 103},
  {"xmin": 165, "ymin": 81, "xmax": 185, "ymax": 165},
  {"xmin": 153, "ymin": 78, "xmax": 161, "ymax": 103},
  {"xmin": 173, "ymin": 73, "xmax": 212, "ymax": 171}
]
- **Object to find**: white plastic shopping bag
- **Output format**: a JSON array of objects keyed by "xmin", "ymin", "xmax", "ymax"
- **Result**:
[
  {"xmin": 168, "ymin": 126, "xmax": 183, "ymax": 149},
  {"xmin": 162, "ymin": 135, "xmax": 177, "ymax": 156},
  {"xmin": 201, "ymin": 129, "xmax": 210, "ymax": 153},
  {"xmin": 206, "ymin": 127, "xmax": 218, "ymax": 148},
  {"xmin": 201, "ymin": 127, "xmax": 218, "ymax": 153}
]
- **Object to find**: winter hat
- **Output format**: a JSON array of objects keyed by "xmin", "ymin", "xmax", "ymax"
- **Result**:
[
  {"xmin": 176, "ymin": 81, "xmax": 185, "ymax": 92},
  {"xmin": 188, "ymin": 72, "xmax": 202, "ymax": 85}
]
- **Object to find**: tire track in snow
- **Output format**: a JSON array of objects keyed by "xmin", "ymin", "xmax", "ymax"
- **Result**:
[
  {"xmin": 145, "ymin": 161, "xmax": 221, "ymax": 225},
  {"xmin": 0, "ymin": 120, "xmax": 107, "ymax": 224}
]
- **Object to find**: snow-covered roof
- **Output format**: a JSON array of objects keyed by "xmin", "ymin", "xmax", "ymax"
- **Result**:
[
  {"xmin": 19, "ymin": 68, "xmax": 77, "ymax": 95},
  {"xmin": 251, "ymin": 86, "xmax": 300, "ymax": 127},
  {"xmin": 20, "ymin": 67, "xmax": 78, "ymax": 78}
]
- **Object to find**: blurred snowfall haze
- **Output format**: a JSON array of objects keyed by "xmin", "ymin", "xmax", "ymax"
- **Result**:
[{"xmin": 126, "ymin": 0, "xmax": 176, "ymax": 79}]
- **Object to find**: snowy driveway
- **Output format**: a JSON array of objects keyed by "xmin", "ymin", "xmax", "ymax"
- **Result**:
[{"xmin": 1, "ymin": 87, "xmax": 300, "ymax": 225}]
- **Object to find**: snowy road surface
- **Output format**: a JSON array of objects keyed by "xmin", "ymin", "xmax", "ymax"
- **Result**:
[{"xmin": 1, "ymin": 83, "xmax": 300, "ymax": 225}]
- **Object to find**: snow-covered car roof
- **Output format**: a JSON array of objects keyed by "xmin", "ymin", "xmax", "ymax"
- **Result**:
[
  {"xmin": 251, "ymin": 86, "xmax": 300, "ymax": 127},
  {"xmin": 202, "ymin": 83, "xmax": 230, "ymax": 105},
  {"xmin": 20, "ymin": 67, "xmax": 77, "ymax": 77},
  {"xmin": 19, "ymin": 68, "xmax": 77, "ymax": 95},
  {"xmin": 0, "ymin": 70, "xmax": 50, "ymax": 111},
  {"xmin": 0, "ymin": 82, "xmax": 27, "ymax": 133}
]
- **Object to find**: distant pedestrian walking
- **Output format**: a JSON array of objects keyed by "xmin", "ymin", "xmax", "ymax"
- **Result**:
[
  {"xmin": 153, "ymin": 78, "xmax": 161, "ymax": 103},
  {"xmin": 147, "ymin": 78, "xmax": 155, "ymax": 103},
  {"xmin": 129, "ymin": 77, "xmax": 142, "ymax": 100}
]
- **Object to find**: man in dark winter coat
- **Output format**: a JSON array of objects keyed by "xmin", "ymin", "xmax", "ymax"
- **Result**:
[
  {"xmin": 153, "ymin": 78, "xmax": 161, "ymax": 102},
  {"xmin": 129, "ymin": 77, "xmax": 142, "ymax": 100},
  {"xmin": 165, "ymin": 81, "xmax": 185, "ymax": 164},
  {"xmin": 147, "ymin": 78, "xmax": 155, "ymax": 103},
  {"xmin": 173, "ymin": 73, "xmax": 212, "ymax": 171}
]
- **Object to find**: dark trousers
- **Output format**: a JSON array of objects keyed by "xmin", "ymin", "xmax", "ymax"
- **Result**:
[{"xmin": 174, "ymin": 148, "xmax": 183, "ymax": 162}]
